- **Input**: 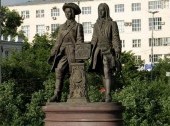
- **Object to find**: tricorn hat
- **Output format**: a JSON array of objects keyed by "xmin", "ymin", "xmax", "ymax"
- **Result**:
[{"xmin": 62, "ymin": 3, "xmax": 81, "ymax": 15}]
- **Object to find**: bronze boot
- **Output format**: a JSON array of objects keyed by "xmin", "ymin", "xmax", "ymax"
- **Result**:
[
  {"xmin": 105, "ymin": 79, "xmax": 112, "ymax": 102},
  {"xmin": 49, "ymin": 78, "xmax": 62, "ymax": 102},
  {"xmin": 49, "ymin": 91, "xmax": 61, "ymax": 102}
]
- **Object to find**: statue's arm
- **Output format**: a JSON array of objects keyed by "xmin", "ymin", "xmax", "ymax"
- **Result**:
[
  {"xmin": 50, "ymin": 26, "xmax": 61, "ymax": 56},
  {"xmin": 76, "ymin": 24, "xmax": 84, "ymax": 43},
  {"xmin": 112, "ymin": 21, "xmax": 121, "ymax": 57},
  {"xmin": 48, "ymin": 26, "xmax": 61, "ymax": 63}
]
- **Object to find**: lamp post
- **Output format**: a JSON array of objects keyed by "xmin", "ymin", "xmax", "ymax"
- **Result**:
[
  {"xmin": 77, "ymin": 0, "xmax": 80, "ymax": 23},
  {"xmin": 148, "ymin": 11, "xmax": 159, "ymax": 80},
  {"xmin": 0, "ymin": 0, "xmax": 2, "ymax": 84}
]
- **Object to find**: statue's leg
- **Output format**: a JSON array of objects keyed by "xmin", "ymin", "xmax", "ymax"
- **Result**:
[
  {"xmin": 103, "ymin": 55, "xmax": 112, "ymax": 102},
  {"xmin": 49, "ymin": 69, "xmax": 63, "ymax": 102},
  {"xmin": 49, "ymin": 56, "xmax": 68, "ymax": 102}
]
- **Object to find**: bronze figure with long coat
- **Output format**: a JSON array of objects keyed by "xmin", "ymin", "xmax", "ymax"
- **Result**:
[
  {"xmin": 48, "ymin": 3, "xmax": 84, "ymax": 102},
  {"xmin": 49, "ymin": 20, "xmax": 84, "ymax": 72},
  {"xmin": 90, "ymin": 3, "xmax": 121, "ymax": 102}
]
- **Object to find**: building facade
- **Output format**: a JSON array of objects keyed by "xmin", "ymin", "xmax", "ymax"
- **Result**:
[
  {"xmin": 0, "ymin": 36, "xmax": 23, "ymax": 58},
  {"xmin": 8, "ymin": 0, "xmax": 170, "ymax": 65}
]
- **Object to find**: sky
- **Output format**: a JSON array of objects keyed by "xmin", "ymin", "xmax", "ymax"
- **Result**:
[{"xmin": 2, "ymin": 0, "xmax": 29, "ymax": 6}]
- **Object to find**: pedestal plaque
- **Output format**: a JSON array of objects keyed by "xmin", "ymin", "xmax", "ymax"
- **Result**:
[{"xmin": 68, "ymin": 63, "xmax": 88, "ymax": 103}]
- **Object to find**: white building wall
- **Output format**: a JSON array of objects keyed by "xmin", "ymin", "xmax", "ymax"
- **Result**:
[{"xmin": 8, "ymin": 0, "xmax": 170, "ymax": 64}]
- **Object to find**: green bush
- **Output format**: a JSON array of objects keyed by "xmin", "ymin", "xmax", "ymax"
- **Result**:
[
  {"xmin": 0, "ymin": 81, "xmax": 25, "ymax": 126},
  {"xmin": 112, "ymin": 79, "xmax": 170, "ymax": 125}
]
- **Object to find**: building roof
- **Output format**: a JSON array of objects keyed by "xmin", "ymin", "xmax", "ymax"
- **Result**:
[{"xmin": 8, "ymin": 0, "xmax": 94, "ymax": 6}]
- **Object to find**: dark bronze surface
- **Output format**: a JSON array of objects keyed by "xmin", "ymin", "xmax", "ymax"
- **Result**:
[
  {"xmin": 48, "ymin": 3, "xmax": 84, "ymax": 102},
  {"xmin": 89, "ymin": 3, "xmax": 122, "ymax": 102},
  {"xmin": 45, "ymin": 3, "xmax": 123, "ymax": 126}
]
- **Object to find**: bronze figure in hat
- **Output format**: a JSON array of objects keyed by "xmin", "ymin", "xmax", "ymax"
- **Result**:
[{"xmin": 48, "ymin": 3, "xmax": 84, "ymax": 102}]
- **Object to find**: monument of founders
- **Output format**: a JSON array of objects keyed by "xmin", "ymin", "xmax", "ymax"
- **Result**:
[{"xmin": 43, "ymin": 2, "xmax": 123, "ymax": 126}]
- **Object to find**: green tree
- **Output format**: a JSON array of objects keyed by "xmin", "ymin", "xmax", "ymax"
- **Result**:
[
  {"xmin": 152, "ymin": 58, "xmax": 170, "ymax": 82},
  {"xmin": 112, "ymin": 79, "xmax": 170, "ymax": 126},
  {"xmin": 0, "ymin": 81, "xmax": 25, "ymax": 126},
  {"xmin": 0, "ymin": 34, "xmax": 56, "ymax": 125},
  {"xmin": 1, "ymin": 34, "xmax": 53, "ymax": 104},
  {"xmin": 0, "ymin": 7, "xmax": 23, "ymax": 37}
]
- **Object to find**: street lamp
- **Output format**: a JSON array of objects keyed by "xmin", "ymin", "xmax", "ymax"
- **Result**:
[
  {"xmin": 0, "ymin": 0, "xmax": 2, "ymax": 84},
  {"xmin": 148, "ymin": 11, "xmax": 159, "ymax": 80},
  {"xmin": 77, "ymin": 0, "xmax": 80, "ymax": 23}
]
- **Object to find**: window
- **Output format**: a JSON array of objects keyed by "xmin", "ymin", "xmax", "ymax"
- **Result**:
[
  {"xmin": 116, "ymin": 20, "xmax": 124, "ymax": 32},
  {"xmin": 149, "ymin": 54, "xmax": 162, "ymax": 62},
  {"xmin": 132, "ymin": 39, "xmax": 141, "ymax": 47},
  {"xmin": 82, "ymin": 7, "xmax": 91, "ymax": 14},
  {"xmin": 36, "ymin": 25, "xmax": 45, "ymax": 36},
  {"xmin": 132, "ymin": 19, "xmax": 141, "ymax": 31},
  {"xmin": 148, "ymin": 1, "xmax": 162, "ymax": 10},
  {"xmin": 51, "ymin": 8, "xmax": 60, "ymax": 17},
  {"xmin": 164, "ymin": 54, "xmax": 170, "ymax": 59},
  {"xmin": 21, "ymin": 10, "xmax": 29, "ymax": 18},
  {"xmin": 51, "ymin": 24, "xmax": 60, "ymax": 33},
  {"xmin": 132, "ymin": 3, "xmax": 141, "ymax": 11},
  {"xmin": 149, "ymin": 17, "xmax": 162, "ymax": 30},
  {"xmin": 149, "ymin": 37, "xmax": 170, "ymax": 46},
  {"xmin": 36, "ymin": 9, "xmax": 44, "ymax": 18},
  {"xmin": 163, "ymin": 0, "xmax": 169, "ymax": 8},
  {"xmin": 82, "ymin": 22, "xmax": 92, "ymax": 34},
  {"xmin": 21, "ymin": 25, "xmax": 30, "ymax": 38},
  {"xmin": 134, "ymin": 55, "xmax": 141, "ymax": 63},
  {"xmin": 121, "ymin": 40, "xmax": 125, "ymax": 47},
  {"xmin": 115, "ymin": 4, "xmax": 124, "ymax": 12}
]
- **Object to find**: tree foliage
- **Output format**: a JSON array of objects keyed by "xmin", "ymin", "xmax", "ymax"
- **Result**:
[
  {"xmin": 1, "ymin": 33, "xmax": 170, "ymax": 125},
  {"xmin": 112, "ymin": 79, "xmax": 170, "ymax": 126},
  {"xmin": 2, "ymin": 34, "xmax": 53, "ymax": 104},
  {"xmin": 152, "ymin": 58, "xmax": 170, "ymax": 82},
  {"xmin": 0, "ymin": 7, "xmax": 23, "ymax": 37}
]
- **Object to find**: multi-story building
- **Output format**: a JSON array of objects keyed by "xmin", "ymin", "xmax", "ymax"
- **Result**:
[
  {"xmin": 0, "ymin": 35, "xmax": 23, "ymax": 58},
  {"xmin": 8, "ymin": 0, "xmax": 170, "ymax": 65}
]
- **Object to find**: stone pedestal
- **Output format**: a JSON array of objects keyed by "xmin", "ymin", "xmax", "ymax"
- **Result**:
[{"xmin": 43, "ymin": 102, "xmax": 123, "ymax": 126}]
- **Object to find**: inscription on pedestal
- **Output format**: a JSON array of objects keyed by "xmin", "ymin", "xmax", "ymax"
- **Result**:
[{"xmin": 68, "ymin": 63, "xmax": 87, "ymax": 103}]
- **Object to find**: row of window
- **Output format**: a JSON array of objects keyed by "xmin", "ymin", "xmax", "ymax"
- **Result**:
[
  {"xmin": 22, "ymin": 17, "xmax": 163, "ymax": 37},
  {"xmin": 21, "ymin": 0, "xmax": 169, "ymax": 19},
  {"xmin": 130, "ymin": 54, "xmax": 170, "ymax": 63},
  {"xmin": 21, "ymin": 24, "xmax": 60, "ymax": 37},
  {"xmin": 149, "ymin": 37, "xmax": 170, "ymax": 46},
  {"xmin": 134, "ymin": 54, "xmax": 164, "ymax": 63},
  {"xmin": 21, "ymin": 22, "xmax": 170, "ymax": 48},
  {"xmin": 116, "ymin": 17, "xmax": 162, "ymax": 33},
  {"xmin": 115, "ymin": 1, "xmax": 169, "ymax": 13},
  {"xmin": 121, "ymin": 39, "xmax": 142, "ymax": 48},
  {"xmin": 135, "ymin": 54, "xmax": 170, "ymax": 63},
  {"xmin": 121, "ymin": 37, "xmax": 170, "ymax": 48},
  {"xmin": 21, "ymin": 6, "xmax": 90, "ymax": 19},
  {"xmin": 148, "ymin": 1, "xmax": 170, "ymax": 10},
  {"xmin": 21, "ymin": 22, "xmax": 92, "ymax": 37},
  {"xmin": 149, "ymin": 54, "xmax": 162, "ymax": 62}
]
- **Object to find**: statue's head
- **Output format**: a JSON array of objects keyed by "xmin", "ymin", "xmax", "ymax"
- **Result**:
[
  {"xmin": 63, "ymin": 3, "xmax": 81, "ymax": 20},
  {"xmin": 98, "ymin": 3, "xmax": 112, "ymax": 21}
]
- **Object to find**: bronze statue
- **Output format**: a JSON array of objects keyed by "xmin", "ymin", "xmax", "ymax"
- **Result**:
[
  {"xmin": 48, "ymin": 3, "xmax": 84, "ymax": 102},
  {"xmin": 90, "ymin": 3, "xmax": 121, "ymax": 102}
]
